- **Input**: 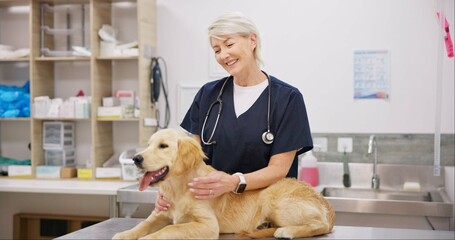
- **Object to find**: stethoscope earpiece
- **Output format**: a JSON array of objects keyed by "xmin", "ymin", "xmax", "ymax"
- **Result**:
[{"xmin": 262, "ymin": 131, "xmax": 274, "ymax": 145}]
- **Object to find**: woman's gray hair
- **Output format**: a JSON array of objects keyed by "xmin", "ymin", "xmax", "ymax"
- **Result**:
[{"xmin": 208, "ymin": 12, "xmax": 263, "ymax": 66}]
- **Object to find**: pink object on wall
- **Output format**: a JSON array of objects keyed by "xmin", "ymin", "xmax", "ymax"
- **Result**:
[{"xmin": 437, "ymin": 12, "xmax": 454, "ymax": 58}]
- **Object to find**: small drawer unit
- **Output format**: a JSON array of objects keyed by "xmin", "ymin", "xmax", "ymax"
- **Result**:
[
  {"xmin": 43, "ymin": 121, "xmax": 75, "ymax": 150},
  {"xmin": 45, "ymin": 148, "xmax": 76, "ymax": 166}
]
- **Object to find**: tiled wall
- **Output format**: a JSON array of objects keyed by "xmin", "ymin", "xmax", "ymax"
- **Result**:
[{"xmin": 310, "ymin": 133, "xmax": 455, "ymax": 166}]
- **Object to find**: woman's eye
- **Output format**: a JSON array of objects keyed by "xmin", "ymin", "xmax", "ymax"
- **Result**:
[
  {"xmin": 159, "ymin": 143, "xmax": 169, "ymax": 149},
  {"xmin": 227, "ymin": 43, "xmax": 234, "ymax": 47}
]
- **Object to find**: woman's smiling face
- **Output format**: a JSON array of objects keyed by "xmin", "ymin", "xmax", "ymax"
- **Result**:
[{"xmin": 210, "ymin": 34, "xmax": 257, "ymax": 76}]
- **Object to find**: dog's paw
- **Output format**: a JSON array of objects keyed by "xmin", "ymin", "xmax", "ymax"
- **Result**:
[
  {"xmin": 112, "ymin": 230, "xmax": 136, "ymax": 240},
  {"xmin": 273, "ymin": 227, "xmax": 293, "ymax": 240}
]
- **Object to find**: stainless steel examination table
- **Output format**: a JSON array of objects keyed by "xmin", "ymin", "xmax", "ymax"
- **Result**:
[
  {"xmin": 116, "ymin": 183, "xmax": 158, "ymax": 217},
  {"xmin": 57, "ymin": 218, "xmax": 454, "ymax": 239}
]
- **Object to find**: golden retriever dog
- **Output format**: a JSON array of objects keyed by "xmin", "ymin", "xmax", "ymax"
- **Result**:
[{"xmin": 113, "ymin": 129, "xmax": 335, "ymax": 239}]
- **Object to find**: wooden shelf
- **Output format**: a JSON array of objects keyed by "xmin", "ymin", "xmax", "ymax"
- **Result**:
[
  {"xmin": 33, "ymin": 118, "xmax": 90, "ymax": 121},
  {"xmin": 96, "ymin": 118, "xmax": 140, "ymax": 122},
  {"xmin": 0, "ymin": 0, "xmax": 157, "ymax": 180},
  {"xmin": 0, "ymin": 118, "xmax": 31, "ymax": 121},
  {"xmin": 0, "ymin": 0, "xmax": 29, "ymax": 8},
  {"xmin": 0, "ymin": 58, "xmax": 30, "ymax": 62},
  {"xmin": 35, "ymin": 56, "xmax": 90, "ymax": 62},
  {"xmin": 96, "ymin": 56, "xmax": 138, "ymax": 61}
]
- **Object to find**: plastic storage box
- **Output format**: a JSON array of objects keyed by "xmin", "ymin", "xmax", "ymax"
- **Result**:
[
  {"xmin": 45, "ymin": 148, "xmax": 76, "ymax": 166},
  {"xmin": 119, "ymin": 148, "xmax": 143, "ymax": 180},
  {"xmin": 43, "ymin": 122, "xmax": 75, "ymax": 149}
]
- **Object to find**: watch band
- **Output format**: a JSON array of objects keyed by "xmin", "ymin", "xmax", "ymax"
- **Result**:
[{"xmin": 233, "ymin": 172, "xmax": 247, "ymax": 194}]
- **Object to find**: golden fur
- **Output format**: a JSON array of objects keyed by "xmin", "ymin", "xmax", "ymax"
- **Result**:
[{"xmin": 113, "ymin": 129, "xmax": 335, "ymax": 239}]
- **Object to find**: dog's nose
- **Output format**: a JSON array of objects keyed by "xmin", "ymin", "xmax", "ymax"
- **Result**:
[{"xmin": 133, "ymin": 155, "xmax": 144, "ymax": 166}]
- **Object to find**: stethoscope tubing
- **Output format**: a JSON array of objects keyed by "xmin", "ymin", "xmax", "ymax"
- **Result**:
[
  {"xmin": 201, "ymin": 71, "xmax": 272, "ymax": 145},
  {"xmin": 201, "ymin": 79, "xmax": 228, "ymax": 145}
]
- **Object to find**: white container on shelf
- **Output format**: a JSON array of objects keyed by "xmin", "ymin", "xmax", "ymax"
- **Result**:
[
  {"xmin": 33, "ymin": 96, "xmax": 51, "ymax": 118},
  {"xmin": 74, "ymin": 97, "xmax": 91, "ymax": 118}
]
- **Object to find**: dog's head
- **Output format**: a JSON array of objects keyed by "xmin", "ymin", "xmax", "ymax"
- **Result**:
[{"xmin": 134, "ymin": 129, "xmax": 206, "ymax": 191}]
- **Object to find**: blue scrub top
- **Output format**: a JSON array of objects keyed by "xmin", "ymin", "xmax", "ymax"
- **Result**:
[{"xmin": 180, "ymin": 75, "xmax": 313, "ymax": 178}]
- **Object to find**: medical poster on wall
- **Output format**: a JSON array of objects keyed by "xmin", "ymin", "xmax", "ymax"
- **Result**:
[{"xmin": 353, "ymin": 50, "xmax": 390, "ymax": 100}]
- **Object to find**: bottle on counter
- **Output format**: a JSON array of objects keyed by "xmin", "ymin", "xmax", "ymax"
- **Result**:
[{"xmin": 298, "ymin": 150, "xmax": 319, "ymax": 187}]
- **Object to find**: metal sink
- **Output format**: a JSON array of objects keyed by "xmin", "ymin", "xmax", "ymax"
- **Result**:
[
  {"xmin": 321, "ymin": 187, "xmax": 453, "ymax": 218},
  {"xmin": 322, "ymin": 187, "xmax": 433, "ymax": 202}
]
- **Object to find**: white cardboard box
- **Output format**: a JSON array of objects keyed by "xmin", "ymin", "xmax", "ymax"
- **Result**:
[
  {"xmin": 115, "ymin": 90, "xmax": 135, "ymax": 106},
  {"xmin": 102, "ymin": 97, "xmax": 120, "ymax": 107},
  {"xmin": 36, "ymin": 165, "xmax": 61, "ymax": 179},
  {"xmin": 95, "ymin": 167, "xmax": 122, "ymax": 179},
  {"xmin": 97, "ymin": 106, "xmax": 123, "ymax": 119},
  {"xmin": 8, "ymin": 165, "xmax": 32, "ymax": 177}
]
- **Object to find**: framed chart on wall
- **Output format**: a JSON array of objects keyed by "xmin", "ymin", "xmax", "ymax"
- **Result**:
[{"xmin": 353, "ymin": 50, "xmax": 390, "ymax": 100}]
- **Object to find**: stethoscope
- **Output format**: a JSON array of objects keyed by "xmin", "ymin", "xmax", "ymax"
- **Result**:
[{"xmin": 201, "ymin": 71, "xmax": 274, "ymax": 145}]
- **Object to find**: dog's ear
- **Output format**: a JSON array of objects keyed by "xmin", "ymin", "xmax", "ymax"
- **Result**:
[{"xmin": 172, "ymin": 136, "xmax": 206, "ymax": 175}]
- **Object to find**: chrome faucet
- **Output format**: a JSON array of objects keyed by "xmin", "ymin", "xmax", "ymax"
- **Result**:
[{"xmin": 368, "ymin": 135, "xmax": 380, "ymax": 189}]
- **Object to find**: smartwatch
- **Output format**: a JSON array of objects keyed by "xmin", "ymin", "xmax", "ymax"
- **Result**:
[{"xmin": 233, "ymin": 172, "xmax": 247, "ymax": 194}]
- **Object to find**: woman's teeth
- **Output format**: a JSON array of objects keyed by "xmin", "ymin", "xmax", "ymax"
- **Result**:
[{"xmin": 226, "ymin": 60, "xmax": 237, "ymax": 66}]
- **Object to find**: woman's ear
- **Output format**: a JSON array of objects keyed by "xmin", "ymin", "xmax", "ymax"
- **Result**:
[
  {"xmin": 172, "ymin": 136, "xmax": 206, "ymax": 175},
  {"xmin": 249, "ymin": 33, "xmax": 257, "ymax": 50}
]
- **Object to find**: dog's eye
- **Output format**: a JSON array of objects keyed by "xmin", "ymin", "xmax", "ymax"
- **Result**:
[{"xmin": 159, "ymin": 143, "xmax": 169, "ymax": 149}]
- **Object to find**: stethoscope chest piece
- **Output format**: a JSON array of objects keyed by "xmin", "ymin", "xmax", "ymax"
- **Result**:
[{"xmin": 262, "ymin": 131, "xmax": 274, "ymax": 144}]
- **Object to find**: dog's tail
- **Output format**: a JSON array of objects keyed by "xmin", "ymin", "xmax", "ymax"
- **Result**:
[{"xmin": 237, "ymin": 228, "xmax": 277, "ymax": 239}]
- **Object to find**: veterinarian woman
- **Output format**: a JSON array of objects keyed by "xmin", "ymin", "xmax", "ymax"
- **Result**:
[{"xmin": 154, "ymin": 11, "xmax": 313, "ymax": 213}]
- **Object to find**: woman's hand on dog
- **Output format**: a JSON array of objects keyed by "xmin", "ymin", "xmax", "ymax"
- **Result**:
[
  {"xmin": 154, "ymin": 191, "xmax": 171, "ymax": 214},
  {"xmin": 188, "ymin": 171, "xmax": 239, "ymax": 200},
  {"xmin": 155, "ymin": 171, "xmax": 239, "ymax": 213}
]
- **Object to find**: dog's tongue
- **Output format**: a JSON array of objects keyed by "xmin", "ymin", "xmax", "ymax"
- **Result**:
[{"xmin": 139, "ymin": 172, "xmax": 154, "ymax": 191}]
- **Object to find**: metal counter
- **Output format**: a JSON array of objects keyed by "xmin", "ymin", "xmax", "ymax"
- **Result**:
[
  {"xmin": 116, "ymin": 184, "xmax": 159, "ymax": 217},
  {"xmin": 57, "ymin": 218, "xmax": 455, "ymax": 239}
]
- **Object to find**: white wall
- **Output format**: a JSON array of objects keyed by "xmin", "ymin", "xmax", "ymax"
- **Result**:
[
  {"xmin": 1, "ymin": 0, "xmax": 454, "ymax": 160},
  {"xmin": 155, "ymin": 0, "xmax": 454, "ymax": 134}
]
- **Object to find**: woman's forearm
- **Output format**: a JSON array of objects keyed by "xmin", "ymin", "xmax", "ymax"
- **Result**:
[{"xmin": 242, "ymin": 150, "xmax": 296, "ymax": 191}]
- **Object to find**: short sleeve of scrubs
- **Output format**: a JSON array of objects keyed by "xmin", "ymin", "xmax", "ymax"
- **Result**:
[
  {"xmin": 270, "ymin": 89, "xmax": 313, "ymax": 157},
  {"xmin": 180, "ymin": 88, "xmax": 203, "ymax": 135}
]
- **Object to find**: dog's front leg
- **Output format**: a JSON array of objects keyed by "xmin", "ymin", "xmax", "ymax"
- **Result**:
[
  {"xmin": 140, "ymin": 221, "xmax": 219, "ymax": 239},
  {"xmin": 112, "ymin": 212, "xmax": 171, "ymax": 240}
]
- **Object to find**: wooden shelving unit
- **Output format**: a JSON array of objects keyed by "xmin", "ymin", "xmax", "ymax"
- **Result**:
[{"xmin": 0, "ymin": 0, "xmax": 157, "ymax": 180}]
